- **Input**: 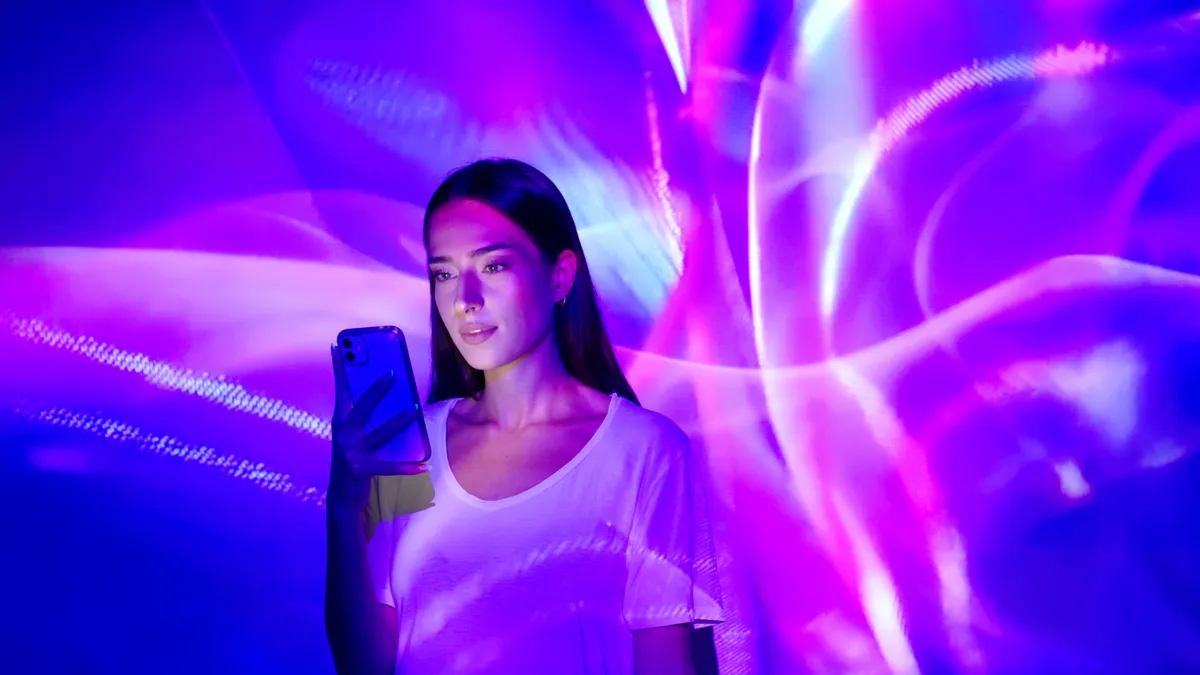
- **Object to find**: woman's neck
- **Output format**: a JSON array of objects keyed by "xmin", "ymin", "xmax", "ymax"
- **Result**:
[{"xmin": 475, "ymin": 333, "xmax": 580, "ymax": 430}]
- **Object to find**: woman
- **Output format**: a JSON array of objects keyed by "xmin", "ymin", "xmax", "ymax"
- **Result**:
[{"xmin": 325, "ymin": 158, "xmax": 723, "ymax": 675}]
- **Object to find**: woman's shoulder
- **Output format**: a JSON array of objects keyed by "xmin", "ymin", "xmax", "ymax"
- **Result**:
[
  {"xmin": 605, "ymin": 401, "xmax": 699, "ymax": 489},
  {"xmin": 611, "ymin": 398, "xmax": 692, "ymax": 456}
]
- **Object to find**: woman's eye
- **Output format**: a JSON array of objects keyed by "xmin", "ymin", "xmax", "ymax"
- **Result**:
[
  {"xmin": 483, "ymin": 262, "xmax": 507, "ymax": 273},
  {"xmin": 430, "ymin": 271, "xmax": 452, "ymax": 283}
]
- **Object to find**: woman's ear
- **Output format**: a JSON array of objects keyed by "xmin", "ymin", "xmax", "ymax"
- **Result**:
[{"xmin": 553, "ymin": 250, "xmax": 579, "ymax": 302}]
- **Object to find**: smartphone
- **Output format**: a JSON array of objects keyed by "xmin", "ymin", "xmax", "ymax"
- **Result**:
[{"xmin": 334, "ymin": 325, "xmax": 432, "ymax": 464}]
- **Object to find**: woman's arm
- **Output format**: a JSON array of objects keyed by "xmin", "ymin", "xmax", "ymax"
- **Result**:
[
  {"xmin": 633, "ymin": 625, "xmax": 696, "ymax": 675},
  {"xmin": 325, "ymin": 353, "xmax": 426, "ymax": 675},
  {"xmin": 325, "ymin": 505, "xmax": 398, "ymax": 675}
]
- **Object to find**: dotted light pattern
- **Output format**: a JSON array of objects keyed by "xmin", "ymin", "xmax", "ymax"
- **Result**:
[
  {"xmin": 875, "ymin": 41, "xmax": 1116, "ymax": 155},
  {"xmin": 11, "ymin": 402, "xmax": 328, "ymax": 505},
  {"xmin": 6, "ymin": 315, "xmax": 332, "ymax": 440}
]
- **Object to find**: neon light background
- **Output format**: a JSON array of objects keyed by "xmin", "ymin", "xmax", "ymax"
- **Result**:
[{"xmin": 2, "ymin": 1, "xmax": 1200, "ymax": 673}]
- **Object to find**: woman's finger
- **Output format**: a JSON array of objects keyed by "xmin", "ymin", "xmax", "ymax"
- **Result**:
[
  {"xmin": 360, "ymin": 408, "xmax": 421, "ymax": 451},
  {"xmin": 330, "ymin": 345, "xmax": 354, "ymax": 418},
  {"xmin": 344, "ymin": 370, "xmax": 395, "ymax": 430}
]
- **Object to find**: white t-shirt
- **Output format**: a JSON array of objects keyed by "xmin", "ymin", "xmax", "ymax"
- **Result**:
[{"xmin": 365, "ymin": 393, "xmax": 723, "ymax": 675}]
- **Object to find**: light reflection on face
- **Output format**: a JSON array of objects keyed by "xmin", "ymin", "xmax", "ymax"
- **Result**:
[{"xmin": 426, "ymin": 199, "xmax": 564, "ymax": 372}]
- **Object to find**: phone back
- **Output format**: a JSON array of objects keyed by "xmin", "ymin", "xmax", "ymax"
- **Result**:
[{"xmin": 335, "ymin": 326, "xmax": 432, "ymax": 464}]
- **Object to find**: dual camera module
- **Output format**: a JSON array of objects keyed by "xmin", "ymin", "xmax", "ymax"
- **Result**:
[{"xmin": 340, "ymin": 336, "xmax": 367, "ymax": 364}]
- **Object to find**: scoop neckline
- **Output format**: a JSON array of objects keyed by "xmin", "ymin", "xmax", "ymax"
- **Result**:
[{"xmin": 437, "ymin": 393, "xmax": 621, "ymax": 510}]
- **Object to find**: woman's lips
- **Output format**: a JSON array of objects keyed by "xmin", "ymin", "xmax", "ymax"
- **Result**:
[{"xmin": 459, "ymin": 325, "xmax": 497, "ymax": 345}]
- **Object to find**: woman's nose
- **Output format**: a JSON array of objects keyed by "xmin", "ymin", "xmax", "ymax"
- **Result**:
[{"xmin": 454, "ymin": 272, "xmax": 484, "ymax": 315}]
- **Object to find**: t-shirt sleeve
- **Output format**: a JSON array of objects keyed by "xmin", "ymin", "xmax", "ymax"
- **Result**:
[
  {"xmin": 623, "ymin": 422, "xmax": 725, "ymax": 630},
  {"xmin": 364, "ymin": 473, "xmax": 435, "ymax": 607}
]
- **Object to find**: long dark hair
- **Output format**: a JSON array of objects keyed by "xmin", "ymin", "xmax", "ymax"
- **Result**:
[{"xmin": 422, "ymin": 158, "xmax": 639, "ymax": 406}]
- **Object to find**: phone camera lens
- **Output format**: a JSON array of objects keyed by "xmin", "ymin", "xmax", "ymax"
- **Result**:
[
  {"xmin": 341, "ymin": 338, "xmax": 353, "ymax": 349},
  {"xmin": 345, "ymin": 351, "xmax": 356, "ymax": 362}
]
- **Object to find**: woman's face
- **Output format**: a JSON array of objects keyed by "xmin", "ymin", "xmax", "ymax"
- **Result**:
[{"xmin": 426, "ymin": 199, "xmax": 575, "ymax": 372}]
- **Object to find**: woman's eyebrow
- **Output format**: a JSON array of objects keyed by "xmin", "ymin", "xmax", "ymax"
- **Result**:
[{"xmin": 427, "ymin": 242, "xmax": 514, "ymax": 265}]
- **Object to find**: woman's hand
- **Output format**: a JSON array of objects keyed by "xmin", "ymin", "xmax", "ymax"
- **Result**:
[{"xmin": 327, "ymin": 346, "xmax": 429, "ymax": 512}]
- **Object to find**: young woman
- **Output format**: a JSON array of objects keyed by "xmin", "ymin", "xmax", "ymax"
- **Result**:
[{"xmin": 325, "ymin": 158, "xmax": 722, "ymax": 675}]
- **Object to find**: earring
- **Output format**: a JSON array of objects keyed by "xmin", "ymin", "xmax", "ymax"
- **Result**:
[{"xmin": 557, "ymin": 297, "xmax": 567, "ymax": 307}]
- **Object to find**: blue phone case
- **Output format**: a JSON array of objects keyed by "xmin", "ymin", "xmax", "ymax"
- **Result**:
[{"xmin": 334, "ymin": 326, "xmax": 432, "ymax": 464}]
